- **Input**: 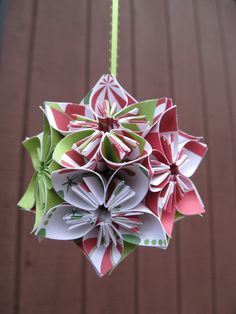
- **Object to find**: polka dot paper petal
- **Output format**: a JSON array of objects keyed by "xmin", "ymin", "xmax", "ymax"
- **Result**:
[{"xmin": 19, "ymin": 71, "xmax": 208, "ymax": 277}]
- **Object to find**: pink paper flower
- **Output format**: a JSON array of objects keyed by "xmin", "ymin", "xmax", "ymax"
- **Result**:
[{"xmin": 145, "ymin": 106, "xmax": 208, "ymax": 236}]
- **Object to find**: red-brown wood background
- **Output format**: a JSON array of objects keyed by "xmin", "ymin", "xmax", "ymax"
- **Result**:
[{"xmin": 0, "ymin": 0, "xmax": 236, "ymax": 313}]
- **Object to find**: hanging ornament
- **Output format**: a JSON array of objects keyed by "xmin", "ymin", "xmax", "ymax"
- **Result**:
[{"xmin": 18, "ymin": 0, "xmax": 207, "ymax": 277}]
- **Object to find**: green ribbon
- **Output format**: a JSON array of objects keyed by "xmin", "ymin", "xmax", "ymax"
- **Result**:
[{"xmin": 110, "ymin": 0, "xmax": 119, "ymax": 76}]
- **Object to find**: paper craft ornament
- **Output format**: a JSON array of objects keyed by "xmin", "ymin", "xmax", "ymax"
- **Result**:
[{"xmin": 18, "ymin": 0, "xmax": 208, "ymax": 277}]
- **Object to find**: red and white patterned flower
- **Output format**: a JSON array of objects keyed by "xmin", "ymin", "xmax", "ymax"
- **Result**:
[
  {"xmin": 44, "ymin": 74, "xmax": 136, "ymax": 136},
  {"xmin": 145, "ymin": 106, "xmax": 208, "ymax": 237},
  {"xmin": 35, "ymin": 164, "xmax": 167, "ymax": 277},
  {"xmin": 43, "ymin": 75, "xmax": 173, "ymax": 170}
]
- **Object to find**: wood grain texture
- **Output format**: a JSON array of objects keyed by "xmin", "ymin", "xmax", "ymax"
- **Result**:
[
  {"xmin": 0, "ymin": 1, "xmax": 35, "ymax": 313},
  {"xmin": 0, "ymin": 1, "xmax": 236, "ymax": 313},
  {"xmin": 195, "ymin": 0, "xmax": 236, "ymax": 313}
]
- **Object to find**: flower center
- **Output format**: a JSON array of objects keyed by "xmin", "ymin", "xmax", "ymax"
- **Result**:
[
  {"xmin": 37, "ymin": 161, "xmax": 48, "ymax": 175},
  {"xmin": 170, "ymin": 164, "xmax": 178, "ymax": 175},
  {"xmin": 96, "ymin": 207, "xmax": 121, "ymax": 248},
  {"xmin": 98, "ymin": 117, "xmax": 115, "ymax": 132},
  {"xmin": 97, "ymin": 206, "xmax": 111, "ymax": 224}
]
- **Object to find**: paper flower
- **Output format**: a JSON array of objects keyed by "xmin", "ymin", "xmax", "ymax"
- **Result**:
[
  {"xmin": 18, "ymin": 116, "xmax": 63, "ymax": 230},
  {"xmin": 44, "ymin": 75, "xmax": 172, "ymax": 170},
  {"xmin": 35, "ymin": 164, "xmax": 167, "ymax": 276},
  {"xmin": 18, "ymin": 72, "xmax": 208, "ymax": 277},
  {"xmin": 145, "ymin": 106, "xmax": 208, "ymax": 236}
]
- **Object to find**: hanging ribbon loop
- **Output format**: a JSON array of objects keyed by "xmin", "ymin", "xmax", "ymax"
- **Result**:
[{"xmin": 110, "ymin": 0, "xmax": 119, "ymax": 77}]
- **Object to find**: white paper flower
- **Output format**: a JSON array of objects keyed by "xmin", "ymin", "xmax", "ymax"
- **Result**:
[{"xmin": 35, "ymin": 163, "xmax": 167, "ymax": 276}]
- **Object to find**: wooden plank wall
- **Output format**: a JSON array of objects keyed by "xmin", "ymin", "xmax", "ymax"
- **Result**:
[{"xmin": 0, "ymin": 0, "xmax": 235, "ymax": 313}]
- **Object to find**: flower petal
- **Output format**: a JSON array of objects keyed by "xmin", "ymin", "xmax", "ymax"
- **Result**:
[
  {"xmin": 176, "ymin": 179, "xmax": 205, "ymax": 215},
  {"xmin": 145, "ymin": 190, "xmax": 159, "ymax": 216},
  {"xmin": 53, "ymin": 129, "xmax": 102, "ymax": 169},
  {"xmin": 146, "ymin": 105, "xmax": 177, "ymax": 152},
  {"xmin": 178, "ymin": 130, "xmax": 202, "ymax": 144},
  {"xmin": 85, "ymin": 74, "xmax": 136, "ymax": 115},
  {"xmin": 52, "ymin": 168, "xmax": 105, "ymax": 210},
  {"xmin": 149, "ymin": 150, "xmax": 171, "ymax": 192},
  {"xmin": 120, "ymin": 204, "xmax": 167, "ymax": 248},
  {"xmin": 106, "ymin": 163, "xmax": 150, "ymax": 211},
  {"xmin": 178, "ymin": 141, "xmax": 208, "ymax": 177},
  {"xmin": 160, "ymin": 205, "xmax": 176, "ymax": 237},
  {"xmin": 44, "ymin": 102, "xmax": 97, "ymax": 135},
  {"xmin": 145, "ymin": 191, "xmax": 175, "ymax": 237},
  {"xmin": 114, "ymin": 98, "xmax": 172, "ymax": 137},
  {"xmin": 35, "ymin": 204, "xmax": 95, "ymax": 240},
  {"xmin": 101, "ymin": 129, "xmax": 152, "ymax": 169},
  {"xmin": 82, "ymin": 228, "xmax": 123, "ymax": 277}
]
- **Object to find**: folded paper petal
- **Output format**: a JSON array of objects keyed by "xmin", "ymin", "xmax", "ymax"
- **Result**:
[
  {"xmin": 35, "ymin": 204, "xmax": 96, "ymax": 240},
  {"xmin": 82, "ymin": 74, "xmax": 136, "ymax": 115},
  {"xmin": 53, "ymin": 129, "xmax": 102, "ymax": 170},
  {"xmin": 82, "ymin": 228, "xmax": 123, "ymax": 277},
  {"xmin": 18, "ymin": 173, "xmax": 37, "ymax": 210},
  {"xmin": 148, "ymin": 150, "xmax": 171, "ymax": 192},
  {"xmin": 145, "ymin": 100, "xmax": 174, "ymax": 148},
  {"xmin": 101, "ymin": 129, "xmax": 152, "ymax": 169},
  {"xmin": 176, "ymin": 179, "xmax": 205, "ymax": 215},
  {"xmin": 178, "ymin": 141, "xmax": 208, "ymax": 177},
  {"xmin": 159, "ymin": 205, "xmax": 176, "ymax": 237},
  {"xmin": 44, "ymin": 102, "xmax": 97, "ymax": 135},
  {"xmin": 52, "ymin": 168, "xmax": 105, "ymax": 211},
  {"xmin": 146, "ymin": 176, "xmax": 205, "ymax": 237},
  {"xmin": 120, "ymin": 204, "xmax": 167, "ymax": 248},
  {"xmin": 145, "ymin": 189, "xmax": 176, "ymax": 237},
  {"xmin": 18, "ymin": 115, "xmax": 63, "ymax": 230},
  {"xmin": 106, "ymin": 163, "xmax": 150, "ymax": 210},
  {"xmin": 178, "ymin": 130, "xmax": 202, "ymax": 144},
  {"xmin": 114, "ymin": 98, "xmax": 172, "ymax": 137}
]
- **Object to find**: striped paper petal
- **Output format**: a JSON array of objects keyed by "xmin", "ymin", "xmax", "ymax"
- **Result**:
[
  {"xmin": 52, "ymin": 168, "xmax": 105, "ymax": 211},
  {"xmin": 178, "ymin": 140, "xmax": 208, "ymax": 177},
  {"xmin": 119, "ymin": 204, "xmax": 168, "ymax": 248},
  {"xmin": 53, "ymin": 129, "xmax": 102, "ymax": 170},
  {"xmin": 101, "ymin": 129, "xmax": 152, "ymax": 169},
  {"xmin": 176, "ymin": 177, "xmax": 205, "ymax": 216},
  {"xmin": 148, "ymin": 150, "xmax": 171, "ymax": 192},
  {"xmin": 105, "ymin": 163, "xmax": 150, "ymax": 211},
  {"xmin": 178, "ymin": 130, "xmax": 202, "ymax": 144},
  {"xmin": 145, "ymin": 188, "xmax": 176, "ymax": 237},
  {"xmin": 35, "ymin": 204, "xmax": 96, "ymax": 240},
  {"xmin": 146, "ymin": 105, "xmax": 177, "ymax": 151},
  {"xmin": 115, "ymin": 98, "xmax": 173, "ymax": 137},
  {"xmin": 82, "ymin": 74, "xmax": 136, "ymax": 115},
  {"xmin": 145, "ymin": 175, "xmax": 205, "ymax": 236},
  {"xmin": 44, "ymin": 102, "xmax": 98, "ymax": 135},
  {"xmin": 82, "ymin": 228, "xmax": 123, "ymax": 277},
  {"xmin": 158, "ymin": 203, "xmax": 176, "ymax": 237}
]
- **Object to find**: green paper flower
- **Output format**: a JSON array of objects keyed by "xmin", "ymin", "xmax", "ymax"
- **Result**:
[{"xmin": 18, "ymin": 115, "xmax": 63, "ymax": 231}]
